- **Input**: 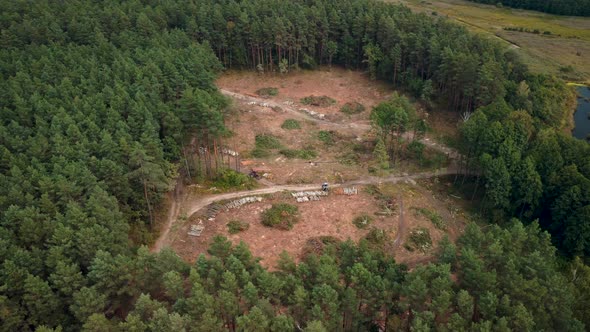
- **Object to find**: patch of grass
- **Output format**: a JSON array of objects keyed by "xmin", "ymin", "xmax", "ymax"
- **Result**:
[
  {"xmin": 214, "ymin": 169, "xmax": 256, "ymax": 190},
  {"xmin": 300, "ymin": 95, "xmax": 336, "ymax": 107},
  {"xmin": 394, "ymin": 0, "xmax": 590, "ymax": 82},
  {"xmin": 255, "ymin": 87, "xmax": 278, "ymax": 97},
  {"xmin": 252, "ymin": 134, "xmax": 283, "ymax": 157},
  {"xmin": 317, "ymin": 130, "xmax": 335, "ymax": 145},
  {"xmin": 250, "ymin": 147, "xmax": 270, "ymax": 158},
  {"xmin": 406, "ymin": 227, "xmax": 432, "ymax": 252},
  {"xmin": 340, "ymin": 102, "xmax": 365, "ymax": 115},
  {"xmin": 337, "ymin": 144, "xmax": 368, "ymax": 166},
  {"xmin": 255, "ymin": 134, "xmax": 282, "ymax": 149},
  {"xmin": 279, "ymin": 148, "xmax": 317, "ymax": 159},
  {"xmin": 281, "ymin": 119, "xmax": 301, "ymax": 130},
  {"xmin": 337, "ymin": 151, "xmax": 359, "ymax": 166},
  {"xmin": 227, "ymin": 219, "xmax": 249, "ymax": 234},
  {"xmin": 352, "ymin": 213, "xmax": 374, "ymax": 229},
  {"xmin": 412, "ymin": 207, "xmax": 446, "ymax": 230},
  {"xmin": 261, "ymin": 203, "xmax": 300, "ymax": 230}
]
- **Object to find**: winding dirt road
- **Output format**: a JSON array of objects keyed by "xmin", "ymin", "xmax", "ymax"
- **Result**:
[
  {"xmin": 152, "ymin": 168, "xmax": 457, "ymax": 252},
  {"xmin": 151, "ymin": 89, "xmax": 461, "ymax": 252}
]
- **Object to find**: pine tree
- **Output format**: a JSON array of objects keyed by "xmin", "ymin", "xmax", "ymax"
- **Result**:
[{"xmin": 373, "ymin": 137, "xmax": 389, "ymax": 169}]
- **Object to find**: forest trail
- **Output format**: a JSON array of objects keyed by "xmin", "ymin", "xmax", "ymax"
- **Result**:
[{"xmin": 152, "ymin": 167, "xmax": 458, "ymax": 252}]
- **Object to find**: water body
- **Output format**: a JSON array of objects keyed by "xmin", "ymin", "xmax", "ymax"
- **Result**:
[{"xmin": 572, "ymin": 86, "xmax": 590, "ymax": 141}]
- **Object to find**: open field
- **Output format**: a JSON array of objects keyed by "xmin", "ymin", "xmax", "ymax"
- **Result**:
[{"xmin": 389, "ymin": 0, "xmax": 590, "ymax": 83}]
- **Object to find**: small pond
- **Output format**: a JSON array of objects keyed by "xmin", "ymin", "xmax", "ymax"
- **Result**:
[{"xmin": 572, "ymin": 86, "xmax": 590, "ymax": 141}]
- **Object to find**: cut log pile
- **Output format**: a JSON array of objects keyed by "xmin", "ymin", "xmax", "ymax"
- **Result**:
[
  {"xmin": 299, "ymin": 108, "xmax": 326, "ymax": 120},
  {"xmin": 188, "ymin": 221, "xmax": 205, "ymax": 237},
  {"xmin": 224, "ymin": 196, "xmax": 263, "ymax": 210},
  {"xmin": 333, "ymin": 187, "xmax": 358, "ymax": 195},
  {"xmin": 292, "ymin": 190, "xmax": 328, "ymax": 202}
]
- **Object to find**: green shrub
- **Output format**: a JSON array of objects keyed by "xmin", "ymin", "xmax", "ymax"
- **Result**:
[
  {"xmin": 412, "ymin": 207, "xmax": 446, "ymax": 230},
  {"xmin": 317, "ymin": 130, "xmax": 335, "ymax": 145},
  {"xmin": 214, "ymin": 169, "xmax": 256, "ymax": 189},
  {"xmin": 279, "ymin": 148, "xmax": 317, "ymax": 159},
  {"xmin": 337, "ymin": 151, "xmax": 359, "ymax": 166},
  {"xmin": 352, "ymin": 213, "xmax": 374, "ymax": 229},
  {"xmin": 407, "ymin": 227, "xmax": 432, "ymax": 252},
  {"xmin": 250, "ymin": 147, "xmax": 270, "ymax": 158},
  {"xmin": 300, "ymin": 95, "xmax": 336, "ymax": 107},
  {"xmin": 261, "ymin": 203, "xmax": 300, "ymax": 230},
  {"xmin": 255, "ymin": 87, "xmax": 278, "ymax": 97},
  {"xmin": 281, "ymin": 119, "xmax": 301, "ymax": 130},
  {"xmin": 365, "ymin": 227, "xmax": 388, "ymax": 245},
  {"xmin": 340, "ymin": 102, "xmax": 365, "ymax": 115},
  {"xmin": 255, "ymin": 134, "xmax": 282, "ymax": 149},
  {"xmin": 408, "ymin": 141, "xmax": 425, "ymax": 161},
  {"xmin": 227, "ymin": 219, "xmax": 249, "ymax": 234}
]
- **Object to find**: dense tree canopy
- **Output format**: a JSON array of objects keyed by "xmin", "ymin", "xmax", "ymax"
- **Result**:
[{"xmin": 0, "ymin": 0, "xmax": 588, "ymax": 330}]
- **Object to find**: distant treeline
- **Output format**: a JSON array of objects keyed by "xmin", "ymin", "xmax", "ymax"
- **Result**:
[
  {"xmin": 467, "ymin": 0, "xmax": 590, "ymax": 16},
  {"xmin": 1, "ymin": 0, "xmax": 589, "ymax": 330}
]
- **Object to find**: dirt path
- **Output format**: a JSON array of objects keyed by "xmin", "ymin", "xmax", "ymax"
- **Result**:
[
  {"xmin": 220, "ymin": 89, "xmax": 371, "ymax": 131},
  {"xmin": 152, "ymin": 178, "xmax": 182, "ymax": 252},
  {"xmin": 152, "ymin": 167, "xmax": 458, "ymax": 252},
  {"xmin": 220, "ymin": 89, "xmax": 459, "ymax": 158}
]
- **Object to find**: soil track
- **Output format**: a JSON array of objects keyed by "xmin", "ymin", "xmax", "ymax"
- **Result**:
[
  {"xmin": 152, "ymin": 168, "xmax": 457, "ymax": 252},
  {"xmin": 220, "ymin": 89, "xmax": 458, "ymax": 158}
]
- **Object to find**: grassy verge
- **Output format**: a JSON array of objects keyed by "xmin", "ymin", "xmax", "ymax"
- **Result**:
[{"xmin": 391, "ymin": 0, "xmax": 590, "ymax": 83}]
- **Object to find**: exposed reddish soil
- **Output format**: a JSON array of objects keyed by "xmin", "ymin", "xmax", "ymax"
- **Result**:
[
  {"xmin": 169, "ymin": 180, "xmax": 468, "ymax": 269},
  {"xmin": 217, "ymin": 67, "xmax": 393, "ymax": 121},
  {"xmin": 160, "ymin": 69, "xmax": 468, "ymax": 270}
]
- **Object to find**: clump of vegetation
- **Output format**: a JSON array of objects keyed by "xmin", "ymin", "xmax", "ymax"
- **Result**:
[
  {"xmin": 364, "ymin": 185, "xmax": 397, "ymax": 216},
  {"xmin": 227, "ymin": 219, "xmax": 249, "ymax": 234},
  {"xmin": 261, "ymin": 203, "xmax": 300, "ymax": 230},
  {"xmin": 412, "ymin": 207, "xmax": 446, "ymax": 230},
  {"xmin": 279, "ymin": 148, "xmax": 317, "ymax": 159},
  {"xmin": 317, "ymin": 130, "xmax": 335, "ymax": 145},
  {"xmin": 300, "ymin": 95, "xmax": 336, "ymax": 107},
  {"xmin": 255, "ymin": 134, "xmax": 282, "ymax": 149},
  {"xmin": 251, "ymin": 134, "xmax": 283, "ymax": 157},
  {"xmin": 373, "ymin": 137, "xmax": 389, "ymax": 169},
  {"xmin": 338, "ymin": 141, "xmax": 370, "ymax": 166},
  {"xmin": 214, "ymin": 169, "xmax": 256, "ymax": 190},
  {"xmin": 406, "ymin": 227, "xmax": 432, "ymax": 252},
  {"xmin": 352, "ymin": 213, "xmax": 374, "ymax": 229},
  {"xmin": 559, "ymin": 65, "xmax": 575, "ymax": 73},
  {"xmin": 281, "ymin": 119, "xmax": 301, "ymax": 130},
  {"xmin": 503, "ymin": 26, "xmax": 552, "ymax": 35},
  {"xmin": 340, "ymin": 102, "xmax": 365, "ymax": 115},
  {"xmin": 364, "ymin": 227, "xmax": 388, "ymax": 246},
  {"xmin": 337, "ymin": 151, "xmax": 359, "ymax": 166},
  {"xmin": 302, "ymin": 236, "xmax": 341, "ymax": 258},
  {"xmin": 255, "ymin": 87, "xmax": 278, "ymax": 97}
]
